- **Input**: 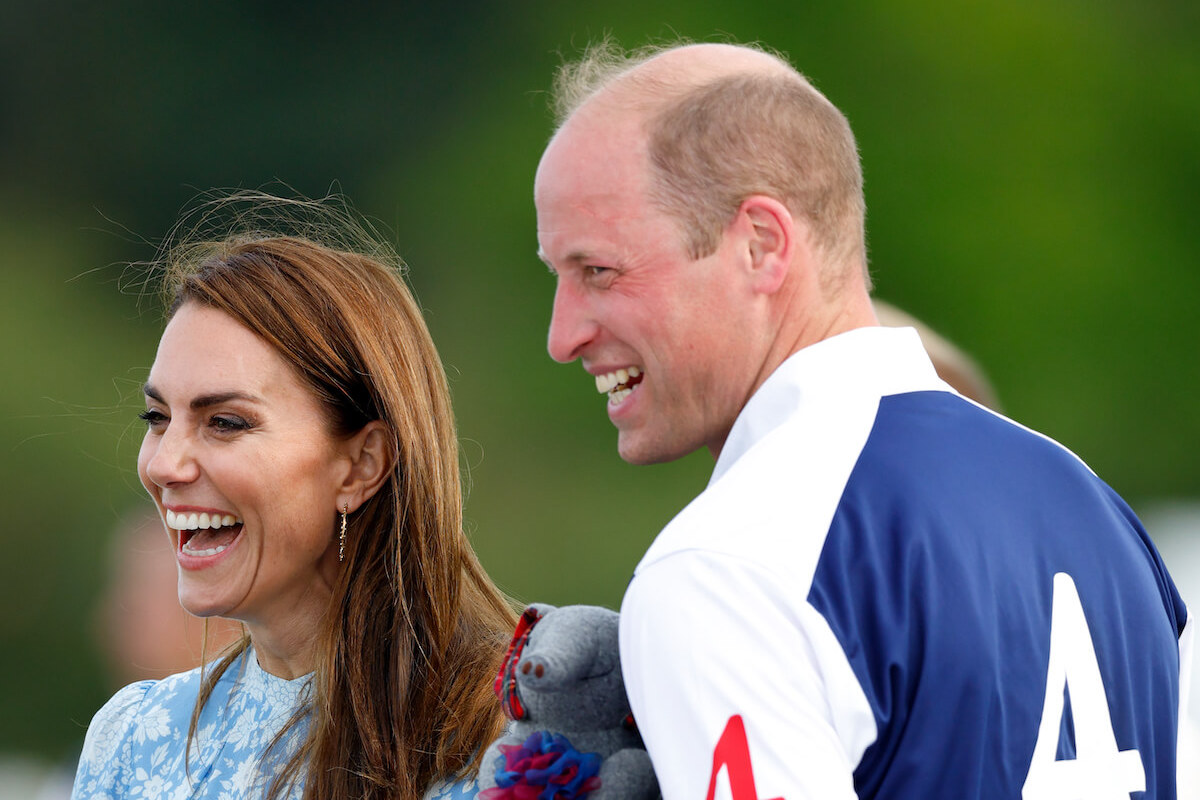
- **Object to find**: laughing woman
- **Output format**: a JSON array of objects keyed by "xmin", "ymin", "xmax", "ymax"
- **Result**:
[{"xmin": 71, "ymin": 195, "xmax": 517, "ymax": 800}]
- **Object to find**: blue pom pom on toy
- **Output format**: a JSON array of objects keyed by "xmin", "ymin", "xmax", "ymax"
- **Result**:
[{"xmin": 481, "ymin": 731, "xmax": 602, "ymax": 800}]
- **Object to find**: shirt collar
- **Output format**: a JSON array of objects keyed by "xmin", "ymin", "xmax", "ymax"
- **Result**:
[{"xmin": 711, "ymin": 326, "xmax": 944, "ymax": 485}]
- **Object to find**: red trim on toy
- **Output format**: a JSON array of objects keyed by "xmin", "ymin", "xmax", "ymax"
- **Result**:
[{"xmin": 494, "ymin": 606, "xmax": 544, "ymax": 721}]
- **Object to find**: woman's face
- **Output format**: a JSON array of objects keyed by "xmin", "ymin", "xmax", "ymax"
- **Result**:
[{"xmin": 137, "ymin": 302, "xmax": 354, "ymax": 630}]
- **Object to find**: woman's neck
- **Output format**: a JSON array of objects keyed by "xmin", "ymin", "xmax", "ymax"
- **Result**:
[
  {"xmin": 241, "ymin": 586, "xmax": 331, "ymax": 680},
  {"xmin": 247, "ymin": 632, "xmax": 317, "ymax": 680}
]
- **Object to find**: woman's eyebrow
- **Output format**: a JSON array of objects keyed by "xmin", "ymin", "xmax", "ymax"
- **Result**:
[{"xmin": 143, "ymin": 384, "xmax": 261, "ymax": 409}]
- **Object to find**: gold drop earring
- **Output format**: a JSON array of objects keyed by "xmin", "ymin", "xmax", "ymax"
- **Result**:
[{"xmin": 339, "ymin": 505, "xmax": 348, "ymax": 562}]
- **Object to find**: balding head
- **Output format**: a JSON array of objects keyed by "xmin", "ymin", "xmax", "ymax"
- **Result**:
[
  {"xmin": 551, "ymin": 41, "xmax": 791, "ymax": 125},
  {"xmin": 550, "ymin": 40, "xmax": 867, "ymax": 287},
  {"xmin": 536, "ymin": 39, "xmax": 877, "ymax": 464}
]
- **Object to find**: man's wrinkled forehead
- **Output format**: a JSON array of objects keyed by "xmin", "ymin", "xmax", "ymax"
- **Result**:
[{"xmin": 536, "ymin": 102, "xmax": 648, "ymax": 204}]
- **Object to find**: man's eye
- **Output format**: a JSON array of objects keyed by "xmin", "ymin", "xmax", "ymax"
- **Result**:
[{"xmin": 586, "ymin": 265, "xmax": 612, "ymax": 278}]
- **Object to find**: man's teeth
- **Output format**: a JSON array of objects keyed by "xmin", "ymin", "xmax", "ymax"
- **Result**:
[
  {"xmin": 609, "ymin": 387, "xmax": 634, "ymax": 405},
  {"xmin": 595, "ymin": 366, "xmax": 641, "ymax": 394},
  {"xmin": 165, "ymin": 509, "xmax": 241, "ymax": 531}
]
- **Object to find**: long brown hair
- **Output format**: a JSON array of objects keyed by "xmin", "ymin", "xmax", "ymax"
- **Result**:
[{"xmin": 155, "ymin": 192, "xmax": 516, "ymax": 799}]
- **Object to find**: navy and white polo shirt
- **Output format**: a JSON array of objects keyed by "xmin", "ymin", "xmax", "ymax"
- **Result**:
[{"xmin": 620, "ymin": 326, "xmax": 1190, "ymax": 800}]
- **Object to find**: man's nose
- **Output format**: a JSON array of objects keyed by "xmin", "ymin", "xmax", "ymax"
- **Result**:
[{"xmin": 547, "ymin": 280, "xmax": 597, "ymax": 364}]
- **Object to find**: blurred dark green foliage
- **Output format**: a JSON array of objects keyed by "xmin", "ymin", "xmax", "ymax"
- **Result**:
[{"xmin": 0, "ymin": 0, "xmax": 1196, "ymax": 762}]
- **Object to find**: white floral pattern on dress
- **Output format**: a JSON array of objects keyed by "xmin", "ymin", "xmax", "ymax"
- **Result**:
[{"xmin": 71, "ymin": 648, "xmax": 478, "ymax": 800}]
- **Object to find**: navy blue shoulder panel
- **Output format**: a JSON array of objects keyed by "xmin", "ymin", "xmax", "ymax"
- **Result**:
[{"xmin": 808, "ymin": 392, "xmax": 1183, "ymax": 799}]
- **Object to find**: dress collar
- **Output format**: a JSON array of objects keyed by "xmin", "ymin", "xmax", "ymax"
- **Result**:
[{"xmin": 242, "ymin": 646, "xmax": 315, "ymax": 706}]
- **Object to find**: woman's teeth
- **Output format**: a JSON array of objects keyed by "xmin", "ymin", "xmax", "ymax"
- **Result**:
[
  {"xmin": 165, "ymin": 509, "xmax": 241, "ymax": 531},
  {"xmin": 183, "ymin": 540, "xmax": 229, "ymax": 557},
  {"xmin": 166, "ymin": 510, "xmax": 243, "ymax": 557}
]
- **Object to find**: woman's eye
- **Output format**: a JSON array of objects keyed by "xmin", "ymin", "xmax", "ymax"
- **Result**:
[
  {"xmin": 138, "ymin": 409, "xmax": 167, "ymax": 428},
  {"xmin": 210, "ymin": 415, "xmax": 251, "ymax": 432}
]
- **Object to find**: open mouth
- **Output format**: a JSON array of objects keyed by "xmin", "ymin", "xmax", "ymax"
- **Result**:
[
  {"xmin": 595, "ymin": 366, "xmax": 645, "ymax": 406},
  {"xmin": 166, "ymin": 509, "xmax": 244, "ymax": 557}
]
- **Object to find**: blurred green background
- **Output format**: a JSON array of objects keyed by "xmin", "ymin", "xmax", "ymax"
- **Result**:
[{"xmin": 2, "ymin": 0, "xmax": 1197, "ymax": 774}]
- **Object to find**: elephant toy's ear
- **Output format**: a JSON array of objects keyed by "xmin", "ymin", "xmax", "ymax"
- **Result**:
[{"xmin": 493, "ymin": 605, "xmax": 547, "ymax": 720}]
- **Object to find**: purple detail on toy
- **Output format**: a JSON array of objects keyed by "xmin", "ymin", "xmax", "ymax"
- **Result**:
[{"xmin": 479, "ymin": 731, "xmax": 603, "ymax": 800}]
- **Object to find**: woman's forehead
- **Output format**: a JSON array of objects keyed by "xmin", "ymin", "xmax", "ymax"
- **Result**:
[{"xmin": 149, "ymin": 304, "xmax": 301, "ymax": 406}]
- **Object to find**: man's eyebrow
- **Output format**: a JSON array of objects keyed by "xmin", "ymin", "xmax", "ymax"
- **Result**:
[
  {"xmin": 537, "ymin": 249, "xmax": 597, "ymax": 273},
  {"xmin": 143, "ymin": 384, "xmax": 261, "ymax": 410}
]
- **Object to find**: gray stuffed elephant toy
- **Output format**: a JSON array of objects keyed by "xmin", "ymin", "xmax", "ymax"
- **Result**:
[{"xmin": 477, "ymin": 604, "xmax": 659, "ymax": 800}]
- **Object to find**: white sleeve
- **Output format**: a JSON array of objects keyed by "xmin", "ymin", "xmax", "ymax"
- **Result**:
[
  {"xmin": 620, "ymin": 550, "xmax": 877, "ymax": 800},
  {"xmin": 1178, "ymin": 611, "xmax": 1197, "ymax": 796}
]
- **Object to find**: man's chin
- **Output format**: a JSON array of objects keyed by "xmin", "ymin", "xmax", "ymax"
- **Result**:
[{"xmin": 617, "ymin": 431, "xmax": 694, "ymax": 466}]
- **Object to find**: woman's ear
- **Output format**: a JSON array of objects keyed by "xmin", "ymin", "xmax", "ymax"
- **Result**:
[{"xmin": 338, "ymin": 420, "xmax": 393, "ymax": 511}]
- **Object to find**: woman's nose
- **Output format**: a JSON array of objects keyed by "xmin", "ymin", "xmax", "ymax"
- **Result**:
[{"xmin": 142, "ymin": 425, "xmax": 200, "ymax": 487}]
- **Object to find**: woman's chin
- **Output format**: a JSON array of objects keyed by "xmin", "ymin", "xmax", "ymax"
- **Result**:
[
  {"xmin": 177, "ymin": 589, "xmax": 240, "ymax": 621},
  {"xmin": 180, "ymin": 602, "xmax": 233, "ymax": 620}
]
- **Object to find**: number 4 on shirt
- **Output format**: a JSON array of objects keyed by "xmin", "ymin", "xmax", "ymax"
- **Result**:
[
  {"xmin": 705, "ymin": 715, "xmax": 783, "ymax": 800},
  {"xmin": 1023, "ymin": 572, "xmax": 1145, "ymax": 799}
]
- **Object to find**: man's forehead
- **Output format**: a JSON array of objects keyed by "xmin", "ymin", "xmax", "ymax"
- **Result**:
[
  {"xmin": 535, "ymin": 171, "xmax": 661, "ymax": 268},
  {"xmin": 536, "ymin": 127, "xmax": 647, "ymax": 223},
  {"xmin": 543, "ymin": 100, "xmax": 644, "ymax": 166}
]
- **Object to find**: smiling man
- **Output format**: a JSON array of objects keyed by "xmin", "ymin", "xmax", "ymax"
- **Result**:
[{"xmin": 534, "ymin": 40, "xmax": 1191, "ymax": 799}]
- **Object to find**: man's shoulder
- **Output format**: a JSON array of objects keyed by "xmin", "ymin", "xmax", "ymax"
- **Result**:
[{"xmin": 844, "ymin": 390, "xmax": 1111, "ymax": 525}]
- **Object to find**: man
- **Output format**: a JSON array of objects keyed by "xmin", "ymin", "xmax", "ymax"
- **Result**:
[{"xmin": 534, "ymin": 40, "xmax": 1191, "ymax": 799}]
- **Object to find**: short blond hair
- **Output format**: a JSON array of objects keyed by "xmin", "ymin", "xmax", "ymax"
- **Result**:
[{"xmin": 551, "ymin": 39, "xmax": 868, "ymax": 285}]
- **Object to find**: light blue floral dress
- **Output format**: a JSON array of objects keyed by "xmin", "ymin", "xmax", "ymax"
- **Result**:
[{"xmin": 71, "ymin": 647, "xmax": 479, "ymax": 800}]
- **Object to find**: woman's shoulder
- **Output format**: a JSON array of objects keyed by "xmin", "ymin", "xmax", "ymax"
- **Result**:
[
  {"xmin": 78, "ymin": 679, "xmax": 158, "ymax": 762},
  {"xmin": 93, "ymin": 662, "xmax": 211, "ymax": 726},
  {"xmin": 70, "ymin": 673, "xmax": 182, "ymax": 798},
  {"xmin": 423, "ymin": 773, "xmax": 480, "ymax": 800},
  {"xmin": 71, "ymin": 661, "xmax": 226, "ymax": 798}
]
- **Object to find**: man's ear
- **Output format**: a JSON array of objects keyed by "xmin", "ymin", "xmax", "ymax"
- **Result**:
[
  {"xmin": 736, "ymin": 195, "xmax": 796, "ymax": 295},
  {"xmin": 337, "ymin": 420, "xmax": 393, "ymax": 512}
]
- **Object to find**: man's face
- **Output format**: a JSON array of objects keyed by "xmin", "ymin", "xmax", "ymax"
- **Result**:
[{"xmin": 535, "ymin": 109, "xmax": 759, "ymax": 464}]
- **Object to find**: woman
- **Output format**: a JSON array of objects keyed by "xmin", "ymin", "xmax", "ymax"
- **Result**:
[{"xmin": 72, "ymin": 194, "xmax": 517, "ymax": 800}]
